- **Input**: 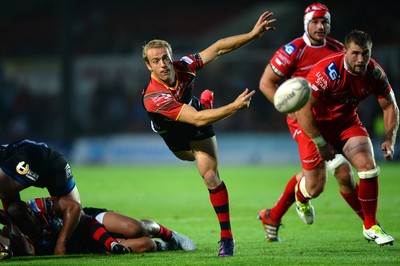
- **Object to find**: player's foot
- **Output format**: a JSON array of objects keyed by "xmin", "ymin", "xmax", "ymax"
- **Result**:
[
  {"xmin": 363, "ymin": 224, "xmax": 394, "ymax": 246},
  {"xmin": 257, "ymin": 209, "xmax": 281, "ymax": 242},
  {"xmin": 155, "ymin": 240, "xmax": 169, "ymax": 251},
  {"xmin": 218, "ymin": 238, "xmax": 235, "ymax": 257},
  {"xmin": 200, "ymin": 89, "xmax": 214, "ymax": 109},
  {"xmin": 167, "ymin": 231, "xmax": 196, "ymax": 251},
  {"xmin": 295, "ymin": 200, "xmax": 314, "ymax": 224},
  {"xmin": 110, "ymin": 242, "xmax": 131, "ymax": 254}
]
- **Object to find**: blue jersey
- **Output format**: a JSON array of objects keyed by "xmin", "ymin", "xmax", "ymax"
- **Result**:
[{"xmin": 0, "ymin": 139, "xmax": 76, "ymax": 196}]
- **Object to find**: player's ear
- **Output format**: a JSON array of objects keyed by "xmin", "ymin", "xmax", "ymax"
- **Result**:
[{"xmin": 145, "ymin": 62, "xmax": 152, "ymax": 71}]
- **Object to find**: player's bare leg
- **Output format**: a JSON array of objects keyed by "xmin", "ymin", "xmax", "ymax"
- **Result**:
[
  {"xmin": 328, "ymin": 155, "xmax": 364, "ymax": 220},
  {"xmin": 295, "ymin": 164, "xmax": 327, "ymax": 224},
  {"xmin": 344, "ymin": 136, "xmax": 394, "ymax": 246},
  {"xmin": 192, "ymin": 137, "xmax": 235, "ymax": 256}
]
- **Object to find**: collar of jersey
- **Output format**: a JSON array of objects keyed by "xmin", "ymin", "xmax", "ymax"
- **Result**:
[{"xmin": 151, "ymin": 72, "xmax": 178, "ymax": 91}]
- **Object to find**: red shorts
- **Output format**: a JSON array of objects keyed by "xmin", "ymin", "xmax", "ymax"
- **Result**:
[{"xmin": 287, "ymin": 116, "xmax": 369, "ymax": 171}]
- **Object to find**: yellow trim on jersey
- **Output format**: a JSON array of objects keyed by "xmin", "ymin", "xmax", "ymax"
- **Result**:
[{"xmin": 175, "ymin": 104, "xmax": 187, "ymax": 121}]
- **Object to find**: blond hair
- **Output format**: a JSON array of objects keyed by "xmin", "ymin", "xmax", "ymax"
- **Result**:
[{"xmin": 142, "ymin": 39, "xmax": 173, "ymax": 63}]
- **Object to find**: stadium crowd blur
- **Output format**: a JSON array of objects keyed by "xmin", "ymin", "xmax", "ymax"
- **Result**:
[{"xmin": 0, "ymin": 1, "xmax": 399, "ymax": 147}]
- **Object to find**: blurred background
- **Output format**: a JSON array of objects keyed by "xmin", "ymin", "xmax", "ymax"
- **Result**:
[{"xmin": 1, "ymin": 0, "xmax": 399, "ymax": 164}]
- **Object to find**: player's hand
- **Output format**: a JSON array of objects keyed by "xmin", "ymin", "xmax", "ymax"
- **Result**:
[
  {"xmin": 317, "ymin": 143, "xmax": 335, "ymax": 161},
  {"xmin": 234, "ymin": 88, "xmax": 255, "ymax": 110},
  {"xmin": 251, "ymin": 11, "xmax": 276, "ymax": 38},
  {"xmin": 381, "ymin": 141, "xmax": 395, "ymax": 161}
]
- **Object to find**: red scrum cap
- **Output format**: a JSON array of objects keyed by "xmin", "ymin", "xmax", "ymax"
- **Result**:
[{"xmin": 304, "ymin": 3, "xmax": 331, "ymax": 33}]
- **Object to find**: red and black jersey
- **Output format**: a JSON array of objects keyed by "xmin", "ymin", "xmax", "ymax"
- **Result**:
[{"xmin": 142, "ymin": 53, "xmax": 204, "ymax": 133}]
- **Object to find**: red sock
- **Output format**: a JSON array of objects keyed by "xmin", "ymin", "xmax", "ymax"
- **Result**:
[
  {"xmin": 340, "ymin": 183, "xmax": 364, "ymax": 221},
  {"xmin": 84, "ymin": 217, "xmax": 117, "ymax": 251},
  {"xmin": 358, "ymin": 177, "xmax": 378, "ymax": 229},
  {"xmin": 209, "ymin": 181, "xmax": 232, "ymax": 239},
  {"xmin": 269, "ymin": 175, "xmax": 297, "ymax": 221},
  {"xmin": 156, "ymin": 224, "xmax": 172, "ymax": 241}
]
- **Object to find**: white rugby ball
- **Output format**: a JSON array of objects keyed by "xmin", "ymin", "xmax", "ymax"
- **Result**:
[{"xmin": 273, "ymin": 77, "xmax": 311, "ymax": 113}]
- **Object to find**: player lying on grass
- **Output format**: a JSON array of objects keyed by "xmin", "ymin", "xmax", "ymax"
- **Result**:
[
  {"xmin": 0, "ymin": 196, "xmax": 130, "ymax": 256},
  {"xmin": 1, "ymin": 196, "xmax": 195, "ymax": 257},
  {"xmin": 82, "ymin": 205, "xmax": 196, "ymax": 252},
  {"xmin": 0, "ymin": 139, "xmax": 82, "ymax": 255}
]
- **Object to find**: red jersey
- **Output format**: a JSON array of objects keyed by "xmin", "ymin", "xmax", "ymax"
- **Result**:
[
  {"xmin": 269, "ymin": 33, "xmax": 344, "ymax": 79},
  {"xmin": 142, "ymin": 54, "xmax": 203, "ymax": 132},
  {"xmin": 307, "ymin": 52, "xmax": 392, "ymax": 141}
]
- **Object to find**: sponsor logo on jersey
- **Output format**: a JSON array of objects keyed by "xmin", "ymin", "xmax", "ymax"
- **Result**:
[
  {"xmin": 16, "ymin": 161, "xmax": 39, "ymax": 181},
  {"xmin": 65, "ymin": 163, "xmax": 73, "ymax": 180},
  {"xmin": 181, "ymin": 56, "xmax": 194, "ymax": 64},
  {"xmin": 315, "ymin": 72, "xmax": 328, "ymax": 90},
  {"xmin": 151, "ymin": 93, "xmax": 173, "ymax": 106},
  {"xmin": 274, "ymin": 58, "xmax": 283, "ymax": 66},
  {"xmin": 302, "ymin": 157, "xmax": 319, "ymax": 164},
  {"xmin": 283, "ymin": 43, "xmax": 296, "ymax": 56},
  {"xmin": 325, "ymin": 62, "xmax": 339, "ymax": 81},
  {"xmin": 292, "ymin": 129, "xmax": 302, "ymax": 139}
]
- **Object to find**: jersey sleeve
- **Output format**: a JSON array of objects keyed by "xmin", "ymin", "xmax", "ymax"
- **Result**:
[
  {"xmin": 371, "ymin": 60, "xmax": 392, "ymax": 98},
  {"xmin": 306, "ymin": 62, "xmax": 329, "ymax": 99},
  {"xmin": 269, "ymin": 43, "xmax": 297, "ymax": 77},
  {"xmin": 143, "ymin": 91, "xmax": 185, "ymax": 121},
  {"xmin": 180, "ymin": 53, "xmax": 204, "ymax": 72}
]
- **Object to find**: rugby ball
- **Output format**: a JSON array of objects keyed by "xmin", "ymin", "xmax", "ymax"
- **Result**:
[{"xmin": 273, "ymin": 77, "xmax": 311, "ymax": 113}]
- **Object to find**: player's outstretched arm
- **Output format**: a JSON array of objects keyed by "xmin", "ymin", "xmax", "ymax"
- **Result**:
[
  {"xmin": 178, "ymin": 88, "xmax": 255, "ymax": 127},
  {"xmin": 200, "ymin": 11, "xmax": 276, "ymax": 65}
]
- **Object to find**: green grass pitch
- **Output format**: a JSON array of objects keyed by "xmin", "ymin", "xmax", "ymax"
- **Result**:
[{"xmin": 7, "ymin": 163, "xmax": 400, "ymax": 265}]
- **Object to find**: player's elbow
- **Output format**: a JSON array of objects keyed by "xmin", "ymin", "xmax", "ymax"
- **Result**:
[
  {"xmin": 192, "ymin": 118, "xmax": 209, "ymax": 127},
  {"xmin": 179, "ymin": 112, "xmax": 210, "ymax": 127}
]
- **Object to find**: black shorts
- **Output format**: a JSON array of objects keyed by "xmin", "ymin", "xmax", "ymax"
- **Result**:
[
  {"xmin": 0, "ymin": 140, "xmax": 76, "ymax": 196},
  {"xmin": 160, "ymin": 124, "xmax": 215, "ymax": 151},
  {"xmin": 83, "ymin": 207, "xmax": 110, "ymax": 218},
  {"xmin": 150, "ymin": 96, "xmax": 216, "ymax": 152}
]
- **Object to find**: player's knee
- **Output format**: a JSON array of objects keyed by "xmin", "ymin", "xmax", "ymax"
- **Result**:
[
  {"xmin": 308, "ymin": 188, "xmax": 324, "ymax": 198},
  {"xmin": 326, "ymin": 154, "xmax": 349, "ymax": 175},
  {"xmin": 140, "ymin": 219, "xmax": 159, "ymax": 238},
  {"xmin": 202, "ymin": 169, "xmax": 219, "ymax": 186},
  {"xmin": 299, "ymin": 177, "xmax": 323, "ymax": 198},
  {"xmin": 358, "ymin": 166, "xmax": 380, "ymax": 179}
]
